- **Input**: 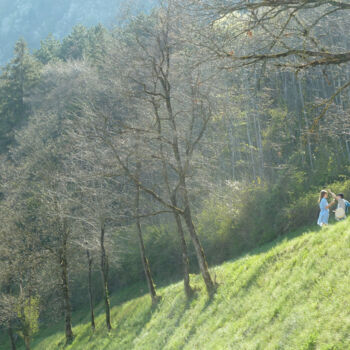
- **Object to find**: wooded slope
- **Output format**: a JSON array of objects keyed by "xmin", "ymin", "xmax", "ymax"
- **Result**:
[{"xmin": 4, "ymin": 219, "xmax": 350, "ymax": 350}]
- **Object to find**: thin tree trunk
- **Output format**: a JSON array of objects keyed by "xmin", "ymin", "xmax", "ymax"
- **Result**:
[
  {"xmin": 171, "ymin": 194, "xmax": 193, "ymax": 298},
  {"xmin": 226, "ymin": 115, "xmax": 236, "ymax": 180},
  {"xmin": 135, "ymin": 180, "xmax": 158, "ymax": 305},
  {"xmin": 150, "ymin": 31, "xmax": 214, "ymax": 294},
  {"xmin": 100, "ymin": 223, "xmax": 112, "ymax": 331},
  {"xmin": 152, "ymin": 98, "xmax": 193, "ymax": 298},
  {"xmin": 181, "ymin": 183, "xmax": 215, "ymax": 295},
  {"xmin": 246, "ymin": 114, "xmax": 257, "ymax": 181},
  {"xmin": 8, "ymin": 323, "xmax": 16, "ymax": 350},
  {"xmin": 6, "ymin": 282, "xmax": 17, "ymax": 350},
  {"xmin": 291, "ymin": 73, "xmax": 305, "ymax": 164},
  {"xmin": 252, "ymin": 71, "xmax": 262, "ymax": 180},
  {"xmin": 163, "ymin": 83, "xmax": 215, "ymax": 295},
  {"xmin": 174, "ymin": 155, "xmax": 215, "ymax": 294},
  {"xmin": 297, "ymin": 78, "xmax": 314, "ymax": 170},
  {"xmin": 86, "ymin": 249, "xmax": 95, "ymax": 331},
  {"xmin": 346, "ymin": 139, "xmax": 350, "ymax": 162},
  {"xmin": 24, "ymin": 335, "xmax": 30, "ymax": 350},
  {"xmin": 253, "ymin": 111, "xmax": 264, "ymax": 180},
  {"xmin": 59, "ymin": 234, "xmax": 74, "ymax": 344}
]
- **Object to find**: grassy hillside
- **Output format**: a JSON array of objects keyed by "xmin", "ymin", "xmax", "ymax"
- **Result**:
[{"xmin": 4, "ymin": 219, "xmax": 350, "ymax": 350}]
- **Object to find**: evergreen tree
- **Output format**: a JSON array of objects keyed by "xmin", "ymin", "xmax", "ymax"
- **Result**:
[
  {"xmin": 34, "ymin": 34, "xmax": 62, "ymax": 64},
  {"xmin": 60, "ymin": 25, "xmax": 90, "ymax": 61},
  {"xmin": 0, "ymin": 39, "xmax": 41, "ymax": 153}
]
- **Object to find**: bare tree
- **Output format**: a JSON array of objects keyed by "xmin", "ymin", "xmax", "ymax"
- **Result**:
[
  {"xmin": 0, "ymin": 166, "xmax": 45, "ymax": 350},
  {"xmin": 86, "ymin": 2, "xmax": 219, "ymax": 294}
]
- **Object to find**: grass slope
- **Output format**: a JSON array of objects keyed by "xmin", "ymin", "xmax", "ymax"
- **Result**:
[{"xmin": 5, "ymin": 219, "xmax": 350, "ymax": 350}]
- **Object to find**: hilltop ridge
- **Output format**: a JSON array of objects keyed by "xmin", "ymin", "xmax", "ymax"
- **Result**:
[{"xmin": 0, "ymin": 0, "xmax": 154, "ymax": 64}]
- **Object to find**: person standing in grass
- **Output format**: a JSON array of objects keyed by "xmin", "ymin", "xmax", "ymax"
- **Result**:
[
  {"xmin": 317, "ymin": 190, "xmax": 336, "ymax": 227},
  {"xmin": 328, "ymin": 190, "xmax": 348, "ymax": 220}
]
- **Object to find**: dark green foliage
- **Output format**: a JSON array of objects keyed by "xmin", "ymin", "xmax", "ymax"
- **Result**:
[
  {"xmin": 60, "ymin": 25, "xmax": 91, "ymax": 61},
  {"xmin": 34, "ymin": 25, "xmax": 111, "ymax": 65},
  {"xmin": 34, "ymin": 35, "xmax": 62, "ymax": 64},
  {"xmin": 0, "ymin": 39, "xmax": 41, "ymax": 152}
]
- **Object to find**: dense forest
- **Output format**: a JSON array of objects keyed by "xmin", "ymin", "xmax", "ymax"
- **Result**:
[{"xmin": 1, "ymin": 1, "xmax": 350, "ymax": 349}]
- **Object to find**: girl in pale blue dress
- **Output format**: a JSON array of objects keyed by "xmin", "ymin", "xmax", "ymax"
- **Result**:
[{"xmin": 317, "ymin": 190, "xmax": 336, "ymax": 226}]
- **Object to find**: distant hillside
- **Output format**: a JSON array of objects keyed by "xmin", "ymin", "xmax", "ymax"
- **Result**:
[
  {"xmin": 0, "ymin": 0, "xmax": 154, "ymax": 64},
  {"xmin": 2, "ymin": 219, "xmax": 350, "ymax": 349}
]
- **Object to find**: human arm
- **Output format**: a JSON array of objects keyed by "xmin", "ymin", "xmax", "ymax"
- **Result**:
[
  {"xmin": 326, "ymin": 200, "xmax": 336, "ymax": 210},
  {"xmin": 327, "ymin": 189, "xmax": 337, "ymax": 199}
]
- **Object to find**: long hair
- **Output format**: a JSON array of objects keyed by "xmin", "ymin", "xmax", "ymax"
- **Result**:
[{"xmin": 319, "ymin": 190, "xmax": 327, "ymax": 203}]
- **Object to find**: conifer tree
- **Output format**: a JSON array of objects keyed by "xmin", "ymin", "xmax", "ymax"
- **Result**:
[{"xmin": 0, "ymin": 39, "xmax": 41, "ymax": 152}]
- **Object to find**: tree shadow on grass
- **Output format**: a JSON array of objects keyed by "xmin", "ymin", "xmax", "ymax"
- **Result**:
[
  {"xmin": 170, "ymin": 293, "xmax": 220, "ymax": 349},
  {"xmin": 27, "ymin": 224, "xmax": 329, "ymax": 350},
  {"xmin": 97, "ymin": 299, "xmax": 154, "ymax": 350},
  {"xmin": 206, "ymin": 225, "xmax": 324, "ymax": 303},
  {"xmin": 158, "ymin": 289, "xmax": 217, "ymax": 349},
  {"xmin": 101, "ymin": 292, "xmax": 199, "ymax": 350}
]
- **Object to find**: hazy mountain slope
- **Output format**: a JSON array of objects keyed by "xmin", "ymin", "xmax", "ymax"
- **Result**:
[
  {"xmin": 2, "ymin": 219, "xmax": 350, "ymax": 349},
  {"xmin": 0, "ymin": 0, "xmax": 154, "ymax": 64}
]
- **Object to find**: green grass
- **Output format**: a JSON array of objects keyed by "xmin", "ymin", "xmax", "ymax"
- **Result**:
[{"xmin": 3, "ymin": 220, "xmax": 350, "ymax": 349}]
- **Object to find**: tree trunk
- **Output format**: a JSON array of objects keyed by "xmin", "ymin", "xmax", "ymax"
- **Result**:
[
  {"xmin": 181, "ymin": 185, "xmax": 215, "ymax": 295},
  {"xmin": 252, "ymin": 110, "xmax": 264, "ymax": 180},
  {"xmin": 227, "ymin": 116, "xmax": 236, "ymax": 180},
  {"xmin": 59, "ymin": 236, "xmax": 74, "ymax": 344},
  {"xmin": 297, "ymin": 79, "xmax": 314, "ymax": 170},
  {"xmin": 24, "ymin": 335, "xmax": 30, "ymax": 350},
  {"xmin": 246, "ymin": 114, "xmax": 257, "ymax": 181},
  {"xmin": 346, "ymin": 139, "xmax": 350, "ymax": 162},
  {"xmin": 173, "ymin": 210, "xmax": 193, "ymax": 297},
  {"xmin": 167, "ymin": 111, "xmax": 215, "ymax": 294},
  {"xmin": 21, "ymin": 302, "xmax": 31, "ymax": 350},
  {"xmin": 170, "ymin": 193, "xmax": 193, "ymax": 298},
  {"xmin": 168, "ymin": 113, "xmax": 215, "ymax": 294},
  {"xmin": 135, "ymin": 180, "xmax": 158, "ymax": 304},
  {"xmin": 86, "ymin": 249, "xmax": 95, "ymax": 331},
  {"xmin": 155, "ymin": 42, "xmax": 214, "ymax": 295},
  {"xmin": 291, "ymin": 72, "xmax": 305, "ymax": 164},
  {"xmin": 152, "ymin": 98, "xmax": 193, "ymax": 298},
  {"xmin": 167, "ymin": 110, "xmax": 215, "ymax": 294},
  {"xmin": 8, "ymin": 323, "xmax": 16, "ymax": 350},
  {"xmin": 100, "ymin": 223, "xmax": 112, "ymax": 331}
]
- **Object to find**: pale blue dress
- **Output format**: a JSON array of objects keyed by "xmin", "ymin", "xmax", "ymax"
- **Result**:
[{"xmin": 317, "ymin": 198, "xmax": 329, "ymax": 226}]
